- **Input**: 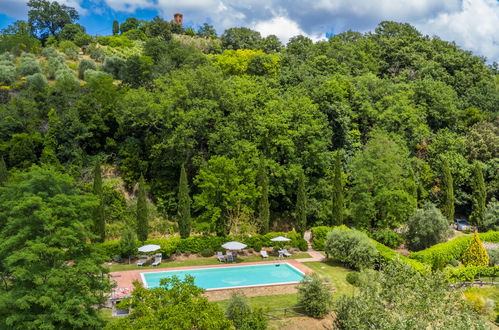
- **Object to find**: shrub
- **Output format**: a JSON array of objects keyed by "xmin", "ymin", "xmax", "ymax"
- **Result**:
[
  {"xmin": 488, "ymin": 248, "xmax": 499, "ymax": 266},
  {"xmin": 26, "ymin": 73, "xmax": 47, "ymax": 90},
  {"xmin": 226, "ymin": 292, "xmax": 267, "ymax": 330},
  {"xmin": 89, "ymin": 47, "xmax": 106, "ymax": 62},
  {"xmin": 335, "ymin": 261, "xmax": 487, "ymax": 329},
  {"xmin": 46, "ymin": 55, "xmax": 66, "ymax": 79},
  {"xmin": 346, "ymin": 272, "xmax": 361, "ymax": 286},
  {"xmin": 325, "ymin": 227, "xmax": 379, "ymax": 270},
  {"xmin": 464, "ymin": 291, "xmax": 496, "ymax": 320},
  {"xmin": 296, "ymin": 238, "xmax": 308, "ymax": 251},
  {"xmin": 124, "ymin": 29, "xmax": 147, "ymax": 41},
  {"xmin": 65, "ymin": 48, "xmax": 79, "ymax": 60},
  {"xmin": 461, "ymin": 232, "xmax": 489, "ymax": 267},
  {"xmin": 97, "ymin": 35, "xmax": 134, "ymax": 48},
  {"xmin": 0, "ymin": 64, "xmax": 16, "ymax": 85},
  {"xmin": 297, "ymin": 273, "xmax": 332, "ymax": 318},
  {"xmin": 102, "ymin": 56, "xmax": 125, "ymax": 79},
  {"xmin": 199, "ymin": 248, "xmax": 214, "ymax": 257},
  {"xmin": 41, "ymin": 47, "xmax": 58, "ymax": 58},
  {"xmin": 405, "ymin": 203, "xmax": 452, "ymax": 251},
  {"xmin": 0, "ymin": 52, "xmax": 14, "ymax": 62},
  {"xmin": 311, "ymin": 226, "xmax": 333, "ymax": 250},
  {"xmin": 78, "ymin": 59, "xmax": 96, "ymax": 79},
  {"xmin": 83, "ymin": 70, "xmax": 111, "ymax": 82},
  {"xmin": 17, "ymin": 53, "xmax": 40, "ymax": 76},
  {"xmin": 58, "ymin": 40, "xmax": 79, "ymax": 54},
  {"xmin": 370, "ymin": 228, "xmax": 404, "ymax": 248},
  {"xmin": 483, "ymin": 198, "xmax": 499, "ymax": 231},
  {"xmin": 73, "ymin": 33, "xmax": 94, "ymax": 47}
]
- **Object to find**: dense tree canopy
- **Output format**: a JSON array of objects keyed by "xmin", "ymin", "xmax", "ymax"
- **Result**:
[
  {"xmin": 0, "ymin": 18, "xmax": 497, "ymax": 236},
  {"xmin": 0, "ymin": 166, "xmax": 110, "ymax": 329}
]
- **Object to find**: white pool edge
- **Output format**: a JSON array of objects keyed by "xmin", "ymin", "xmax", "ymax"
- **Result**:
[{"xmin": 139, "ymin": 262, "xmax": 305, "ymax": 291}]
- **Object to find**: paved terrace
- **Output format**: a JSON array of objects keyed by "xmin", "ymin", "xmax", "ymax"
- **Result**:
[{"xmin": 109, "ymin": 259, "xmax": 316, "ymax": 301}]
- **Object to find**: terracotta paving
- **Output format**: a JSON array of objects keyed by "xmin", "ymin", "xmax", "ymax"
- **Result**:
[{"xmin": 108, "ymin": 259, "xmax": 314, "ymax": 300}]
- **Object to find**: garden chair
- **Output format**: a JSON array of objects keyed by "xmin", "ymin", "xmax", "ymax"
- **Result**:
[
  {"xmin": 280, "ymin": 249, "xmax": 292, "ymax": 257},
  {"xmin": 217, "ymin": 251, "xmax": 225, "ymax": 262},
  {"xmin": 260, "ymin": 250, "xmax": 269, "ymax": 258},
  {"xmin": 226, "ymin": 251, "xmax": 234, "ymax": 263},
  {"xmin": 136, "ymin": 256, "xmax": 148, "ymax": 266},
  {"xmin": 151, "ymin": 253, "xmax": 162, "ymax": 267}
]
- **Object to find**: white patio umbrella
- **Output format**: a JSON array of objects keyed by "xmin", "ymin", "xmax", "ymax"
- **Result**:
[
  {"xmin": 221, "ymin": 241, "xmax": 247, "ymax": 250},
  {"xmin": 270, "ymin": 236, "xmax": 291, "ymax": 242},
  {"xmin": 271, "ymin": 236, "xmax": 291, "ymax": 250},
  {"xmin": 137, "ymin": 244, "xmax": 161, "ymax": 253}
]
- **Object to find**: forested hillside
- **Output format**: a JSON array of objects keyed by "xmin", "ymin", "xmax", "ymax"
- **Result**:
[{"xmin": 0, "ymin": 5, "xmax": 498, "ymax": 239}]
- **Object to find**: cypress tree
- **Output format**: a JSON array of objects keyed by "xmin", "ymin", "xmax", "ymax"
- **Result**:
[
  {"xmin": 112, "ymin": 20, "xmax": 119, "ymax": 35},
  {"xmin": 136, "ymin": 175, "xmax": 149, "ymax": 241},
  {"xmin": 178, "ymin": 164, "xmax": 191, "ymax": 239},
  {"xmin": 471, "ymin": 161, "xmax": 486, "ymax": 230},
  {"xmin": 461, "ymin": 232, "xmax": 489, "ymax": 267},
  {"xmin": 257, "ymin": 157, "xmax": 270, "ymax": 234},
  {"xmin": 295, "ymin": 169, "xmax": 307, "ymax": 235},
  {"xmin": 441, "ymin": 157, "xmax": 454, "ymax": 223},
  {"xmin": 0, "ymin": 156, "xmax": 7, "ymax": 186},
  {"xmin": 92, "ymin": 160, "xmax": 105, "ymax": 242},
  {"xmin": 332, "ymin": 152, "xmax": 344, "ymax": 226}
]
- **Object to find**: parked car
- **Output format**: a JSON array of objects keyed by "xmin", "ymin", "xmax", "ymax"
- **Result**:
[{"xmin": 454, "ymin": 218, "xmax": 471, "ymax": 231}]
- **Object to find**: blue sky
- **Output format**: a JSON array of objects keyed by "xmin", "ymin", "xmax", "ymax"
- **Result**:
[{"xmin": 1, "ymin": 0, "xmax": 498, "ymax": 62}]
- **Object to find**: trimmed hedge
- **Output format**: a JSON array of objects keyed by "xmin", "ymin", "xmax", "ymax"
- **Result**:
[
  {"xmin": 445, "ymin": 266, "xmax": 499, "ymax": 283},
  {"xmin": 312, "ymin": 225, "xmax": 429, "ymax": 272},
  {"xmin": 409, "ymin": 231, "xmax": 499, "ymax": 268},
  {"xmin": 96, "ymin": 232, "xmax": 307, "ymax": 260}
]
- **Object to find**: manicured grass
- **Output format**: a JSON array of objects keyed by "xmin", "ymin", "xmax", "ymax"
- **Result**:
[
  {"xmin": 217, "ymin": 293, "xmax": 298, "ymax": 311},
  {"xmin": 100, "ymin": 308, "xmax": 117, "ymax": 324},
  {"xmin": 303, "ymin": 260, "xmax": 355, "ymax": 297},
  {"xmin": 106, "ymin": 252, "xmax": 312, "ymax": 272},
  {"xmin": 215, "ymin": 260, "xmax": 354, "ymax": 315}
]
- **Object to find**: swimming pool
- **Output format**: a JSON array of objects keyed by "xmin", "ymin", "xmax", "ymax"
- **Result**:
[{"xmin": 140, "ymin": 263, "xmax": 305, "ymax": 290}]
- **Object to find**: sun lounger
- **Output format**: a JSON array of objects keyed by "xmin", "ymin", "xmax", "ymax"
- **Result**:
[
  {"xmin": 151, "ymin": 254, "xmax": 162, "ymax": 267},
  {"xmin": 279, "ymin": 249, "xmax": 292, "ymax": 257},
  {"xmin": 260, "ymin": 250, "xmax": 269, "ymax": 258},
  {"xmin": 136, "ymin": 257, "xmax": 147, "ymax": 266},
  {"xmin": 217, "ymin": 251, "xmax": 225, "ymax": 262},
  {"xmin": 226, "ymin": 251, "xmax": 234, "ymax": 262}
]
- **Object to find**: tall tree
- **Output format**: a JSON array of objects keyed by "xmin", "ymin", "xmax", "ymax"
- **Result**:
[
  {"xmin": 295, "ymin": 169, "xmax": 307, "ymax": 235},
  {"xmin": 136, "ymin": 175, "xmax": 148, "ymax": 241},
  {"xmin": 0, "ymin": 156, "xmax": 7, "ymax": 186},
  {"xmin": 92, "ymin": 159, "xmax": 105, "ymax": 242},
  {"xmin": 0, "ymin": 166, "xmax": 110, "ymax": 328},
  {"xmin": 120, "ymin": 226, "xmax": 137, "ymax": 264},
  {"xmin": 107, "ymin": 276, "xmax": 232, "ymax": 329},
  {"xmin": 112, "ymin": 20, "xmax": 119, "ymax": 35},
  {"xmin": 440, "ymin": 157, "xmax": 455, "ymax": 223},
  {"xmin": 27, "ymin": 0, "xmax": 79, "ymax": 38},
  {"xmin": 332, "ymin": 151, "xmax": 344, "ymax": 226},
  {"xmin": 471, "ymin": 161, "xmax": 486, "ymax": 229},
  {"xmin": 178, "ymin": 164, "xmax": 191, "ymax": 239},
  {"xmin": 257, "ymin": 157, "xmax": 270, "ymax": 234}
]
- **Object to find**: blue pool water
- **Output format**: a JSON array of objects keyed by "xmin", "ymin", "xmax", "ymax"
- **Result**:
[{"xmin": 141, "ymin": 263, "xmax": 304, "ymax": 290}]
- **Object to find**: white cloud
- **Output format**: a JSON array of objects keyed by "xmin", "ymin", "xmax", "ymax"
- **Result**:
[
  {"xmin": 253, "ymin": 16, "xmax": 324, "ymax": 43},
  {"xmin": 416, "ymin": 0, "xmax": 499, "ymax": 62}
]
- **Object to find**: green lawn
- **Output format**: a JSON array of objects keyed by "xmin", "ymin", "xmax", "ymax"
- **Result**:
[
  {"xmin": 303, "ymin": 260, "xmax": 355, "ymax": 297},
  {"xmin": 215, "ymin": 260, "xmax": 354, "ymax": 314},
  {"xmin": 106, "ymin": 252, "xmax": 312, "ymax": 272}
]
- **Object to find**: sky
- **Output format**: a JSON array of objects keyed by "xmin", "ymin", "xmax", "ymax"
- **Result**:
[{"xmin": 1, "ymin": 0, "xmax": 498, "ymax": 62}]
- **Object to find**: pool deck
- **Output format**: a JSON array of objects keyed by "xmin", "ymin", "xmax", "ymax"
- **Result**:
[{"xmin": 108, "ymin": 259, "xmax": 314, "ymax": 301}]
